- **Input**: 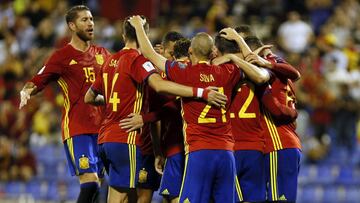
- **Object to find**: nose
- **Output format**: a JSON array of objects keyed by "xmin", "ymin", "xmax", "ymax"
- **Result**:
[{"xmin": 88, "ymin": 19, "xmax": 94, "ymax": 27}]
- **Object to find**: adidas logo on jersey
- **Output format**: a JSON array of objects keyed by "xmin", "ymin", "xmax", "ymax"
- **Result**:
[
  {"xmin": 69, "ymin": 59, "xmax": 77, "ymax": 65},
  {"xmin": 161, "ymin": 189, "xmax": 169, "ymax": 195},
  {"xmin": 183, "ymin": 198, "xmax": 191, "ymax": 203},
  {"xmin": 279, "ymin": 195, "xmax": 287, "ymax": 200}
]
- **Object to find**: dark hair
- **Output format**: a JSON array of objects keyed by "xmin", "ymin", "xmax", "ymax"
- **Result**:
[
  {"xmin": 162, "ymin": 31, "xmax": 184, "ymax": 46},
  {"xmin": 214, "ymin": 34, "xmax": 240, "ymax": 54},
  {"xmin": 65, "ymin": 5, "xmax": 90, "ymax": 24},
  {"xmin": 235, "ymin": 24, "xmax": 255, "ymax": 38},
  {"xmin": 173, "ymin": 38, "xmax": 191, "ymax": 59},
  {"xmin": 123, "ymin": 15, "xmax": 149, "ymax": 44},
  {"xmin": 244, "ymin": 36, "xmax": 264, "ymax": 51}
]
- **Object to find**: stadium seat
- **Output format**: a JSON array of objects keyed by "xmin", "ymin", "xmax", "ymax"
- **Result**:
[
  {"xmin": 337, "ymin": 166, "xmax": 354, "ymax": 185},
  {"xmin": 345, "ymin": 186, "xmax": 360, "ymax": 202},
  {"xmin": 316, "ymin": 165, "xmax": 339, "ymax": 185},
  {"xmin": 300, "ymin": 185, "xmax": 323, "ymax": 202},
  {"xmin": 5, "ymin": 182, "xmax": 26, "ymax": 195},
  {"xmin": 67, "ymin": 182, "xmax": 80, "ymax": 200}
]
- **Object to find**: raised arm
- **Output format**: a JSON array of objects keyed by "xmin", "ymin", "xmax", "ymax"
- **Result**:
[
  {"xmin": 128, "ymin": 15, "xmax": 167, "ymax": 72},
  {"xmin": 219, "ymin": 28, "xmax": 253, "ymax": 58},
  {"xmin": 227, "ymin": 54, "xmax": 270, "ymax": 84},
  {"xmin": 269, "ymin": 61, "xmax": 301, "ymax": 81}
]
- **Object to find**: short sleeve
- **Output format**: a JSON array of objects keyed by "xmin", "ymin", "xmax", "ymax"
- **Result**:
[
  {"xmin": 130, "ymin": 56, "xmax": 158, "ymax": 83},
  {"xmin": 30, "ymin": 52, "xmax": 64, "ymax": 91},
  {"xmin": 164, "ymin": 60, "xmax": 189, "ymax": 84}
]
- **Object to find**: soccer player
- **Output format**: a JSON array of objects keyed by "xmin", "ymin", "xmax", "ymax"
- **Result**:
[
  {"xmin": 120, "ymin": 38, "xmax": 192, "ymax": 203},
  {"xmin": 84, "ymin": 16, "xmax": 227, "ymax": 203},
  {"xmin": 216, "ymin": 30, "xmax": 299, "ymax": 203},
  {"xmin": 119, "ymin": 32, "xmax": 187, "ymax": 203},
  {"xmin": 239, "ymin": 34, "xmax": 301, "ymax": 202},
  {"xmin": 160, "ymin": 31, "xmax": 185, "ymax": 60},
  {"xmin": 262, "ymin": 52, "xmax": 301, "ymax": 203},
  {"xmin": 129, "ymin": 15, "xmax": 271, "ymax": 203},
  {"xmin": 137, "ymin": 31, "xmax": 186, "ymax": 203},
  {"xmin": 18, "ymin": 5, "xmax": 111, "ymax": 203},
  {"xmin": 215, "ymin": 32, "xmax": 269, "ymax": 203}
]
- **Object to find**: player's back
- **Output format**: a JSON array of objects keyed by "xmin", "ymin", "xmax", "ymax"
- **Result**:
[
  {"xmin": 166, "ymin": 61, "xmax": 241, "ymax": 153},
  {"xmin": 230, "ymin": 81, "xmax": 265, "ymax": 152},
  {"xmin": 98, "ymin": 48, "xmax": 155, "ymax": 145}
]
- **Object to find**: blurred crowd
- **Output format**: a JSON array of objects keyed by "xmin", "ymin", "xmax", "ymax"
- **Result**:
[{"xmin": 0, "ymin": 0, "xmax": 359, "ymax": 183}]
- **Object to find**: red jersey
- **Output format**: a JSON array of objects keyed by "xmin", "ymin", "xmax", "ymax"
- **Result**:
[
  {"xmin": 262, "ymin": 56, "xmax": 302, "ymax": 153},
  {"xmin": 91, "ymin": 48, "xmax": 157, "ymax": 145},
  {"xmin": 139, "ymin": 84, "xmax": 168, "ymax": 155},
  {"xmin": 138, "ymin": 85, "xmax": 155, "ymax": 155},
  {"xmin": 158, "ymin": 69, "xmax": 184, "ymax": 157},
  {"xmin": 160, "ymin": 99, "xmax": 184, "ymax": 157},
  {"xmin": 230, "ymin": 82, "xmax": 265, "ymax": 152},
  {"xmin": 165, "ymin": 60, "xmax": 243, "ymax": 154},
  {"xmin": 30, "ymin": 44, "xmax": 110, "ymax": 141}
]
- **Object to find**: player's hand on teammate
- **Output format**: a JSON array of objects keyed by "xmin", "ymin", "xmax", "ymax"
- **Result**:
[
  {"xmin": 205, "ymin": 86, "xmax": 227, "ymax": 107},
  {"xmin": 219, "ymin": 28, "xmax": 241, "ymax": 41},
  {"xmin": 119, "ymin": 113, "xmax": 144, "ymax": 132},
  {"xmin": 128, "ymin": 15, "xmax": 146, "ymax": 28},
  {"xmin": 253, "ymin": 44, "xmax": 273, "ymax": 56},
  {"xmin": 19, "ymin": 87, "xmax": 35, "ymax": 109},
  {"xmin": 154, "ymin": 155, "xmax": 165, "ymax": 175},
  {"xmin": 245, "ymin": 53, "xmax": 272, "ymax": 68}
]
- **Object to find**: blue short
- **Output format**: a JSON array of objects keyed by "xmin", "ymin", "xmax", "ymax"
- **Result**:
[
  {"xmin": 179, "ymin": 150, "xmax": 236, "ymax": 203},
  {"xmin": 265, "ymin": 148, "xmax": 301, "ymax": 202},
  {"xmin": 234, "ymin": 150, "xmax": 266, "ymax": 202},
  {"xmin": 138, "ymin": 154, "xmax": 161, "ymax": 190},
  {"xmin": 63, "ymin": 134, "xmax": 104, "ymax": 177},
  {"xmin": 159, "ymin": 152, "xmax": 184, "ymax": 199},
  {"xmin": 98, "ymin": 143, "xmax": 141, "ymax": 189}
]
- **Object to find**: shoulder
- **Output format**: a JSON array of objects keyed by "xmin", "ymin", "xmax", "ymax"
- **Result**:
[
  {"xmin": 91, "ymin": 44, "xmax": 110, "ymax": 54},
  {"xmin": 167, "ymin": 60, "xmax": 190, "ymax": 69},
  {"xmin": 46, "ymin": 47, "xmax": 68, "ymax": 63},
  {"xmin": 48, "ymin": 44, "xmax": 78, "ymax": 61},
  {"xmin": 218, "ymin": 63, "xmax": 237, "ymax": 72}
]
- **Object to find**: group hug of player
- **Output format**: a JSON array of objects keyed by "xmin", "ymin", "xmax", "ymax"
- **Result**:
[{"xmin": 19, "ymin": 5, "xmax": 301, "ymax": 203}]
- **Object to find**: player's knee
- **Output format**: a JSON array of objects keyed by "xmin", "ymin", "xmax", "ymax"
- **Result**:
[
  {"xmin": 169, "ymin": 197, "xmax": 179, "ymax": 203},
  {"xmin": 109, "ymin": 186, "xmax": 135, "ymax": 203},
  {"xmin": 78, "ymin": 172, "xmax": 99, "ymax": 184},
  {"xmin": 137, "ymin": 188, "xmax": 153, "ymax": 203}
]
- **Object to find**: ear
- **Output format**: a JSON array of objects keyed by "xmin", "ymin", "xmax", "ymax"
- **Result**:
[
  {"xmin": 122, "ymin": 34, "xmax": 126, "ymax": 42},
  {"xmin": 188, "ymin": 46, "xmax": 193, "ymax": 55},
  {"xmin": 68, "ymin": 22, "xmax": 76, "ymax": 32}
]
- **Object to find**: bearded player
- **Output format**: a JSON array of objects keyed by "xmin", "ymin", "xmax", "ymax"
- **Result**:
[{"xmin": 19, "ymin": 5, "xmax": 111, "ymax": 203}]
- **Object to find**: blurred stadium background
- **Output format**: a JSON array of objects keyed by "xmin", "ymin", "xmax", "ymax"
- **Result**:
[{"xmin": 0, "ymin": 0, "xmax": 360, "ymax": 202}]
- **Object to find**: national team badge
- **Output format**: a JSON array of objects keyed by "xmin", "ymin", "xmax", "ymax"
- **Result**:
[
  {"xmin": 95, "ymin": 54, "xmax": 104, "ymax": 65},
  {"xmin": 79, "ymin": 155, "xmax": 89, "ymax": 169},
  {"xmin": 138, "ymin": 168, "xmax": 148, "ymax": 183}
]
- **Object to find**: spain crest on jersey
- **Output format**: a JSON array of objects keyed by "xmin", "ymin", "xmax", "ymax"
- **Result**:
[
  {"xmin": 95, "ymin": 54, "xmax": 104, "ymax": 65},
  {"xmin": 79, "ymin": 155, "xmax": 90, "ymax": 169}
]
